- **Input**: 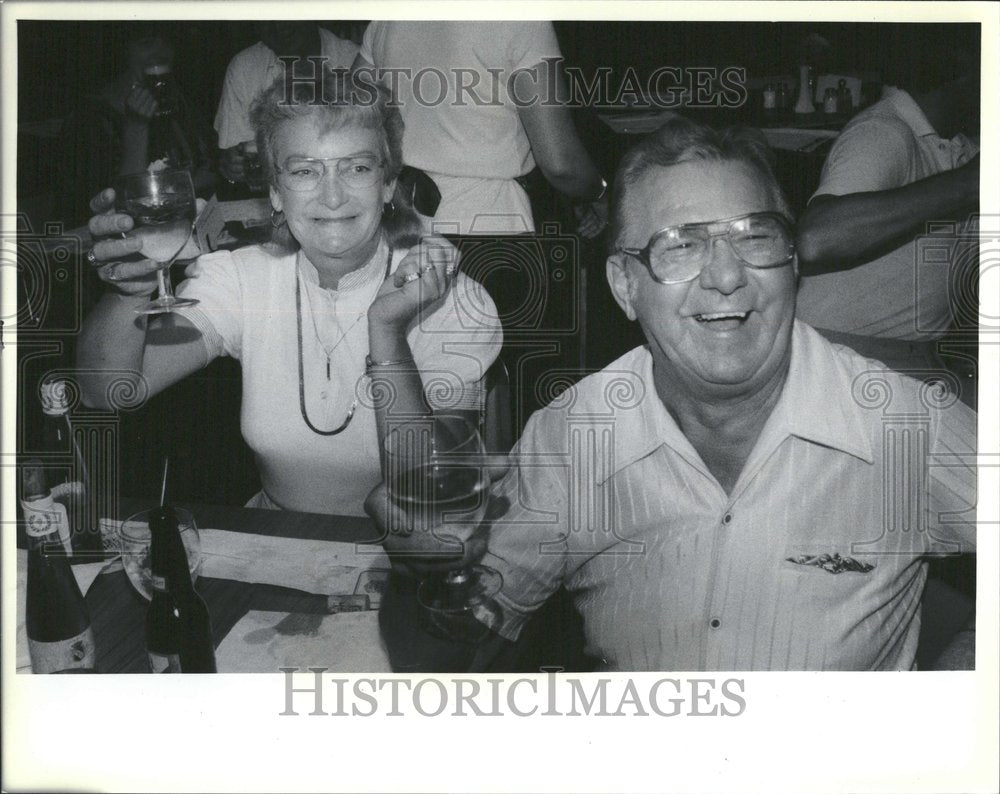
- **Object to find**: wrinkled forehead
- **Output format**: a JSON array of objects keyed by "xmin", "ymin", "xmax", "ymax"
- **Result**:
[{"xmin": 620, "ymin": 159, "xmax": 780, "ymax": 246}]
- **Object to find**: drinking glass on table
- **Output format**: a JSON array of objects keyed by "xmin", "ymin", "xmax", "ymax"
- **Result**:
[
  {"xmin": 120, "ymin": 507, "xmax": 201, "ymax": 600},
  {"xmin": 384, "ymin": 414, "xmax": 503, "ymax": 643},
  {"xmin": 114, "ymin": 168, "xmax": 199, "ymax": 315}
]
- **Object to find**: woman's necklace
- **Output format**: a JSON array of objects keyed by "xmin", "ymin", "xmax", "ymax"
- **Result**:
[{"xmin": 295, "ymin": 247, "xmax": 393, "ymax": 436}]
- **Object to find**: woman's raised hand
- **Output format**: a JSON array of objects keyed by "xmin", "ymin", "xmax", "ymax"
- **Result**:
[
  {"xmin": 368, "ymin": 235, "xmax": 459, "ymax": 331},
  {"xmin": 85, "ymin": 188, "xmax": 203, "ymax": 296}
]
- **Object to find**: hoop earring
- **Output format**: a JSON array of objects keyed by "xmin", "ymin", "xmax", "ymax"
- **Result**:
[
  {"xmin": 382, "ymin": 200, "xmax": 395, "ymax": 219},
  {"xmin": 270, "ymin": 208, "xmax": 285, "ymax": 228}
]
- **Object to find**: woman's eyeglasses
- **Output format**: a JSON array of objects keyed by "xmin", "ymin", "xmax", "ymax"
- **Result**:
[{"xmin": 276, "ymin": 155, "xmax": 384, "ymax": 192}]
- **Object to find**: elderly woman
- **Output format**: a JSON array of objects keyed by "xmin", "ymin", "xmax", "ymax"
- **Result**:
[{"xmin": 77, "ymin": 72, "xmax": 502, "ymax": 515}]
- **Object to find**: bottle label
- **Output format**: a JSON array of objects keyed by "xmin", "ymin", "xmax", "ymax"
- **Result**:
[
  {"xmin": 28, "ymin": 629, "xmax": 96, "ymax": 673},
  {"xmin": 22, "ymin": 498, "xmax": 72, "ymax": 556},
  {"xmin": 148, "ymin": 651, "xmax": 182, "ymax": 673}
]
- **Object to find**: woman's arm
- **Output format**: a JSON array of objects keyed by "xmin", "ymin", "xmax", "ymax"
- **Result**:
[
  {"xmin": 366, "ymin": 238, "xmax": 462, "ymax": 467},
  {"xmin": 76, "ymin": 189, "xmax": 209, "ymax": 410}
]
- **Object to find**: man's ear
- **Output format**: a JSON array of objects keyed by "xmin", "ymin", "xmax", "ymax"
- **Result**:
[{"xmin": 607, "ymin": 254, "xmax": 638, "ymax": 322}]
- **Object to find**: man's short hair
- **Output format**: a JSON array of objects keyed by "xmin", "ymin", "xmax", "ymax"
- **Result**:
[{"xmin": 609, "ymin": 116, "xmax": 792, "ymax": 253}]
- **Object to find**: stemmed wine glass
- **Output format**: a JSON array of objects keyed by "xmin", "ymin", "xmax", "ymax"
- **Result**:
[
  {"xmin": 114, "ymin": 168, "xmax": 199, "ymax": 315},
  {"xmin": 120, "ymin": 507, "xmax": 202, "ymax": 601},
  {"xmin": 384, "ymin": 414, "xmax": 503, "ymax": 643}
]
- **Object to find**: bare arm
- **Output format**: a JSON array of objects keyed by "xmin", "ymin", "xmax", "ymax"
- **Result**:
[
  {"xmin": 796, "ymin": 155, "xmax": 979, "ymax": 276},
  {"xmin": 76, "ymin": 189, "xmax": 209, "ymax": 410},
  {"xmin": 513, "ymin": 64, "xmax": 605, "ymax": 201},
  {"xmin": 367, "ymin": 238, "xmax": 477, "ymax": 470}
]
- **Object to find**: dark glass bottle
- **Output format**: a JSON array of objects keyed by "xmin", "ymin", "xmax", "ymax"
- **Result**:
[
  {"xmin": 39, "ymin": 379, "xmax": 102, "ymax": 556},
  {"xmin": 22, "ymin": 461, "xmax": 97, "ymax": 673},
  {"xmin": 144, "ymin": 64, "xmax": 193, "ymax": 173},
  {"xmin": 148, "ymin": 507, "xmax": 217, "ymax": 673},
  {"xmin": 145, "ymin": 515, "xmax": 184, "ymax": 673}
]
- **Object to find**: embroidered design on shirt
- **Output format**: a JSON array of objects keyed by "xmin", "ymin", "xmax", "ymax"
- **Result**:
[{"xmin": 784, "ymin": 553, "xmax": 875, "ymax": 574}]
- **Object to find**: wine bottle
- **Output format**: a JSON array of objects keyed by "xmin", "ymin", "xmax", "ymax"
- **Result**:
[
  {"xmin": 39, "ymin": 378, "xmax": 102, "ymax": 557},
  {"xmin": 145, "ymin": 513, "xmax": 184, "ymax": 673},
  {"xmin": 144, "ymin": 64, "xmax": 193, "ymax": 173},
  {"xmin": 22, "ymin": 461, "xmax": 97, "ymax": 674},
  {"xmin": 149, "ymin": 506, "xmax": 217, "ymax": 673}
]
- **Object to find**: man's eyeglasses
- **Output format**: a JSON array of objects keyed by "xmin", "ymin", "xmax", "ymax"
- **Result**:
[
  {"xmin": 617, "ymin": 212, "xmax": 795, "ymax": 284},
  {"xmin": 276, "ymin": 155, "xmax": 384, "ymax": 192}
]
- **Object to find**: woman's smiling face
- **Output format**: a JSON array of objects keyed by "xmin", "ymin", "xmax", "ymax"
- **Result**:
[{"xmin": 269, "ymin": 115, "xmax": 394, "ymax": 272}]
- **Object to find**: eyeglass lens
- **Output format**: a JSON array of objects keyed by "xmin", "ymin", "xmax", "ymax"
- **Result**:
[
  {"xmin": 648, "ymin": 214, "xmax": 792, "ymax": 280},
  {"xmin": 280, "ymin": 156, "xmax": 382, "ymax": 190}
]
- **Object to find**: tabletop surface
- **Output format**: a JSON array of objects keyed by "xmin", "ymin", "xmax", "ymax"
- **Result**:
[{"xmin": 86, "ymin": 499, "xmax": 383, "ymax": 674}]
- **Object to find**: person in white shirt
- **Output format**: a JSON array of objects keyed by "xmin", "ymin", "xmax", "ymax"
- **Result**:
[
  {"xmin": 795, "ymin": 36, "xmax": 979, "ymax": 386},
  {"xmin": 78, "ymin": 72, "xmax": 501, "ymax": 516},
  {"xmin": 355, "ymin": 21, "xmax": 607, "ymax": 237},
  {"xmin": 366, "ymin": 117, "xmax": 977, "ymax": 672},
  {"xmin": 215, "ymin": 22, "xmax": 359, "ymax": 191}
]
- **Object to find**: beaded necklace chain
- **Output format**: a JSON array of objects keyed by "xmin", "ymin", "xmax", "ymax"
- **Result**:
[{"xmin": 295, "ymin": 247, "xmax": 393, "ymax": 436}]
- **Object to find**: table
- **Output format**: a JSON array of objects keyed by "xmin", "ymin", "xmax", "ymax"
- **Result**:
[
  {"xmin": 80, "ymin": 498, "xmax": 593, "ymax": 674},
  {"xmin": 85, "ymin": 499, "xmax": 381, "ymax": 674}
]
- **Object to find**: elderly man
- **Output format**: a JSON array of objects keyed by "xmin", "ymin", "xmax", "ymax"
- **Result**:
[{"xmin": 371, "ymin": 117, "xmax": 977, "ymax": 672}]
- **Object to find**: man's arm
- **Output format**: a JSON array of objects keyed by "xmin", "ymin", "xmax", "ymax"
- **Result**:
[{"xmin": 796, "ymin": 156, "xmax": 979, "ymax": 276}]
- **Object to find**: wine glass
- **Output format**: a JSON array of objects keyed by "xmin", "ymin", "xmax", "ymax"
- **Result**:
[
  {"xmin": 114, "ymin": 168, "xmax": 199, "ymax": 315},
  {"xmin": 384, "ymin": 414, "xmax": 503, "ymax": 643},
  {"xmin": 120, "ymin": 507, "xmax": 202, "ymax": 600}
]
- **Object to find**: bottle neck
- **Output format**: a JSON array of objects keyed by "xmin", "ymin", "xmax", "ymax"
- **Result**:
[{"xmin": 150, "ymin": 518, "xmax": 196, "ymax": 597}]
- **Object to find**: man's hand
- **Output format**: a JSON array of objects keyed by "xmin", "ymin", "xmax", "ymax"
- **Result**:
[
  {"xmin": 124, "ymin": 84, "xmax": 159, "ymax": 121},
  {"xmin": 573, "ymin": 196, "xmax": 609, "ymax": 239},
  {"xmin": 364, "ymin": 456, "xmax": 511, "ymax": 579},
  {"xmin": 219, "ymin": 144, "xmax": 248, "ymax": 183}
]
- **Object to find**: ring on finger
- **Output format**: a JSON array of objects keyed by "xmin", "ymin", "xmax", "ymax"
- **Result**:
[
  {"xmin": 401, "ymin": 271, "xmax": 422, "ymax": 284},
  {"xmin": 86, "ymin": 249, "xmax": 98, "ymax": 265}
]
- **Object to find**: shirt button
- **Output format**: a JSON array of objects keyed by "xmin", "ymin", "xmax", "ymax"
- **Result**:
[
  {"xmin": 722, "ymin": 513, "xmax": 732, "ymax": 525},
  {"xmin": 710, "ymin": 618, "xmax": 722, "ymax": 629}
]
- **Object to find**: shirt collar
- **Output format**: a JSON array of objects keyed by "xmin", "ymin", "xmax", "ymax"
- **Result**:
[
  {"xmin": 599, "ymin": 321, "xmax": 874, "ymax": 485},
  {"xmin": 296, "ymin": 235, "xmax": 391, "ymax": 294}
]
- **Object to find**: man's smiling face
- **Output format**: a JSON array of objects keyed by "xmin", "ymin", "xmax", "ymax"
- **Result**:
[{"xmin": 608, "ymin": 158, "xmax": 797, "ymax": 400}]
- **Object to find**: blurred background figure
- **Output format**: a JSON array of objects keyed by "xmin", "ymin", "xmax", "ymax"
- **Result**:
[
  {"xmin": 355, "ymin": 21, "xmax": 608, "ymax": 237},
  {"xmin": 57, "ymin": 28, "xmax": 215, "ymax": 225},
  {"xmin": 215, "ymin": 21, "xmax": 359, "ymax": 195},
  {"xmin": 794, "ymin": 28, "xmax": 980, "ymax": 402}
]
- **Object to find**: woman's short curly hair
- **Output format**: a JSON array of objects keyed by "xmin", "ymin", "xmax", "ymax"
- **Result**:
[
  {"xmin": 610, "ymin": 116, "xmax": 792, "ymax": 253},
  {"xmin": 249, "ymin": 69, "xmax": 420, "ymax": 249}
]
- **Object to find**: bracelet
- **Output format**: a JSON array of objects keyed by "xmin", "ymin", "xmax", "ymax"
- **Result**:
[{"xmin": 365, "ymin": 354, "xmax": 415, "ymax": 374}]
